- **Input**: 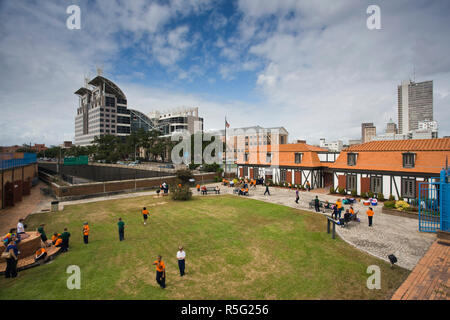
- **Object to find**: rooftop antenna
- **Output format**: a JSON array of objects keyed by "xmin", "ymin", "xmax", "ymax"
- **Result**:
[{"xmin": 96, "ymin": 66, "xmax": 103, "ymax": 76}]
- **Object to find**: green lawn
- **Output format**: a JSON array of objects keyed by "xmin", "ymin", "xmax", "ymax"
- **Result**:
[{"xmin": 0, "ymin": 195, "xmax": 409, "ymax": 299}]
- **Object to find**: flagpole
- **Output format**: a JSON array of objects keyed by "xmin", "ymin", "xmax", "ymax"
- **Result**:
[{"xmin": 224, "ymin": 116, "xmax": 227, "ymax": 176}]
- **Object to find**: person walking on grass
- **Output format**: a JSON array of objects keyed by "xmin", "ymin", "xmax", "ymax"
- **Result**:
[
  {"xmin": 118, "ymin": 218, "xmax": 125, "ymax": 241},
  {"xmin": 82, "ymin": 222, "xmax": 90, "ymax": 244},
  {"xmin": 37, "ymin": 223, "xmax": 48, "ymax": 245},
  {"xmin": 367, "ymin": 207, "xmax": 375, "ymax": 227},
  {"xmin": 177, "ymin": 246, "xmax": 186, "ymax": 277},
  {"xmin": 153, "ymin": 255, "xmax": 166, "ymax": 288},
  {"xmin": 264, "ymin": 183, "xmax": 270, "ymax": 196},
  {"xmin": 60, "ymin": 228, "xmax": 71, "ymax": 252},
  {"xmin": 295, "ymin": 188, "xmax": 300, "ymax": 204},
  {"xmin": 314, "ymin": 196, "xmax": 320, "ymax": 212},
  {"xmin": 142, "ymin": 207, "xmax": 149, "ymax": 225}
]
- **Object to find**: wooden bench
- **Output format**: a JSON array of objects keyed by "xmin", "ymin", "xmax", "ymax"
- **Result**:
[
  {"xmin": 201, "ymin": 187, "xmax": 220, "ymax": 195},
  {"xmin": 0, "ymin": 246, "xmax": 61, "ymax": 274},
  {"xmin": 309, "ymin": 200, "xmax": 333, "ymax": 213}
]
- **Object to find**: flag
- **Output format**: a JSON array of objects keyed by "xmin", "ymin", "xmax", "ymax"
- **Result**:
[{"xmin": 225, "ymin": 119, "xmax": 230, "ymax": 128}]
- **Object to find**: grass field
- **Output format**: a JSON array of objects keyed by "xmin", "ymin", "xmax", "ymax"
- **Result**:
[{"xmin": 0, "ymin": 195, "xmax": 409, "ymax": 299}]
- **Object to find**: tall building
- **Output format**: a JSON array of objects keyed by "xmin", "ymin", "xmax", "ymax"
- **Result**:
[
  {"xmin": 361, "ymin": 123, "xmax": 376, "ymax": 143},
  {"xmin": 386, "ymin": 118, "xmax": 397, "ymax": 134},
  {"xmin": 148, "ymin": 107, "xmax": 203, "ymax": 137},
  {"xmin": 319, "ymin": 138, "xmax": 343, "ymax": 152},
  {"xmin": 397, "ymin": 80, "xmax": 433, "ymax": 134},
  {"xmin": 130, "ymin": 109, "xmax": 159, "ymax": 133},
  {"xmin": 75, "ymin": 74, "xmax": 131, "ymax": 146}
]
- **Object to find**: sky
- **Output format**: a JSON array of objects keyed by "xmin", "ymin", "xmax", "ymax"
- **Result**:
[{"xmin": 1, "ymin": 0, "xmax": 450, "ymax": 147}]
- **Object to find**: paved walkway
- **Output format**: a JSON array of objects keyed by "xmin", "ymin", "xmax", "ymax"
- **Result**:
[
  {"xmin": 391, "ymin": 240, "xmax": 450, "ymax": 300},
  {"xmin": 0, "ymin": 182, "xmax": 52, "ymax": 235}
]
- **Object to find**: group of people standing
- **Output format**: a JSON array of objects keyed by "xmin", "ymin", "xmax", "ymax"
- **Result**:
[{"xmin": 115, "ymin": 207, "xmax": 187, "ymax": 289}]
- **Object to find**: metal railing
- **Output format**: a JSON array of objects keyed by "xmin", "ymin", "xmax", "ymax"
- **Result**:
[{"xmin": 0, "ymin": 153, "xmax": 37, "ymax": 170}]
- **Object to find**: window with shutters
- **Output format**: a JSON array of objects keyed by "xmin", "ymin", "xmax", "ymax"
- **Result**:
[
  {"xmin": 370, "ymin": 176, "xmax": 382, "ymax": 194},
  {"xmin": 347, "ymin": 153, "xmax": 357, "ymax": 166},
  {"xmin": 401, "ymin": 178, "xmax": 415, "ymax": 198},
  {"xmin": 403, "ymin": 153, "xmax": 415, "ymax": 168},
  {"xmin": 280, "ymin": 169, "xmax": 287, "ymax": 182},
  {"xmin": 347, "ymin": 174, "xmax": 357, "ymax": 191}
]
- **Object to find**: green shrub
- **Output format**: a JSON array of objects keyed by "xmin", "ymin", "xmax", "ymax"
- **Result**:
[
  {"xmin": 377, "ymin": 193, "xmax": 385, "ymax": 201},
  {"xmin": 338, "ymin": 187, "xmax": 346, "ymax": 195},
  {"xmin": 367, "ymin": 191, "xmax": 374, "ymax": 198},
  {"xmin": 389, "ymin": 194, "xmax": 395, "ymax": 201},
  {"xmin": 329, "ymin": 186, "xmax": 335, "ymax": 194},
  {"xmin": 175, "ymin": 169, "xmax": 193, "ymax": 184},
  {"xmin": 170, "ymin": 185, "xmax": 192, "ymax": 201},
  {"xmin": 351, "ymin": 189, "xmax": 357, "ymax": 197},
  {"xmin": 384, "ymin": 200, "xmax": 396, "ymax": 208}
]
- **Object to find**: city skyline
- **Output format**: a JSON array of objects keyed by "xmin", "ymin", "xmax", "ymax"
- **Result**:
[{"xmin": 1, "ymin": 0, "xmax": 450, "ymax": 146}]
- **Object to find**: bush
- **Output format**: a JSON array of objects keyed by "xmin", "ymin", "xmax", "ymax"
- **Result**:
[
  {"xmin": 395, "ymin": 200, "xmax": 410, "ymax": 211},
  {"xmin": 170, "ymin": 185, "xmax": 192, "ymax": 201},
  {"xmin": 384, "ymin": 200, "xmax": 396, "ymax": 208},
  {"xmin": 329, "ymin": 186, "xmax": 335, "ymax": 194},
  {"xmin": 389, "ymin": 194, "xmax": 395, "ymax": 201},
  {"xmin": 338, "ymin": 187, "xmax": 346, "ymax": 195},
  {"xmin": 367, "ymin": 191, "xmax": 374, "ymax": 198},
  {"xmin": 175, "ymin": 169, "xmax": 193, "ymax": 184},
  {"xmin": 377, "ymin": 193, "xmax": 385, "ymax": 201},
  {"xmin": 351, "ymin": 189, "xmax": 357, "ymax": 197}
]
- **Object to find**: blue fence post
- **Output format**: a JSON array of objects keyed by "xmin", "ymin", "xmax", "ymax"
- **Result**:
[{"xmin": 440, "ymin": 169, "xmax": 450, "ymax": 232}]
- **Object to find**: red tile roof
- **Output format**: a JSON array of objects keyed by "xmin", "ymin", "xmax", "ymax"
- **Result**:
[
  {"xmin": 344, "ymin": 138, "xmax": 450, "ymax": 152},
  {"xmin": 332, "ymin": 138, "xmax": 450, "ymax": 174}
]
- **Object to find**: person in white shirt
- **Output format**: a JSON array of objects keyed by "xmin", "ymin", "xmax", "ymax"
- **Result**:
[
  {"xmin": 177, "ymin": 246, "xmax": 186, "ymax": 276},
  {"xmin": 17, "ymin": 219, "xmax": 25, "ymax": 234}
]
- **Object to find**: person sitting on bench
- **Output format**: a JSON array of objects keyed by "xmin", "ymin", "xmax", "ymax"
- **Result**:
[
  {"xmin": 239, "ymin": 187, "xmax": 245, "ymax": 195},
  {"xmin": 244, "ymin": 187, "xmax": 249, "ymax": 195},
  {"xmin": 54, "ymin": 236, "xmax": 63, "ymax": 248},
  {"xmin": 344, "ymin": 209, "xmax": 351, "ymax": 223},
  {"xmin": 51, "ymin": 232, "xmax": 61, "ymax": 245},
  {"xmin": 201, "ymin": 186, "xmax": 207, "ymax": 195},
  {"xmin": 215, "ymin": 186, "xmax": 220, "ymax": 194},
  {"xmin": 35, "ymin": 247, "xmax": 47, "ymax": 262}
]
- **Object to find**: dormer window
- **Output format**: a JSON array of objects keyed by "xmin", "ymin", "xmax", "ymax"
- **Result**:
[
  {"xmin": 295, "ymin": 153, "xmax": 303, "ymax": 164},
  {"xmin": 347, "ymin": 153, "xmax": 357, "ymax": 166},
  {"xmin": 266, "ymin": 153, "xmax": 272, "ymax": 163},
  {"xmin": 403, "ymin": 153, "xmax": 415, "ymax": 168}
]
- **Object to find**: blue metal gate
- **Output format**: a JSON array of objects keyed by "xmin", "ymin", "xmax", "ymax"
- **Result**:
[{"xmin": 419, "ymin": 169, "xmax": 450, "ymax": 233}]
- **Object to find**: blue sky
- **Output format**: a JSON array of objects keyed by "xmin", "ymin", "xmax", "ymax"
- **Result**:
[{"xmin": 1, "ymin": 0, "xmax": 450, "ymax": 146}]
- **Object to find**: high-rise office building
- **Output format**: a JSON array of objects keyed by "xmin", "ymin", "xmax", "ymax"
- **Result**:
[
  {"xmin": 147, "ymin": 107, "xmax": 203, "ymax": 136},
  {"xmin": 75, "ymin": 74, "xmax": 131, "ymax": 146},
  {"xmin": 386, "ymin": 118, "xmax": 397, "ymax": 134},
  {"xmin": 397, "ymin": 80, "xmax": 433, "ymax": 135},
  {"xmin": 361, "ymin": 123, "xmax": 376, "ymax": 143}
]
